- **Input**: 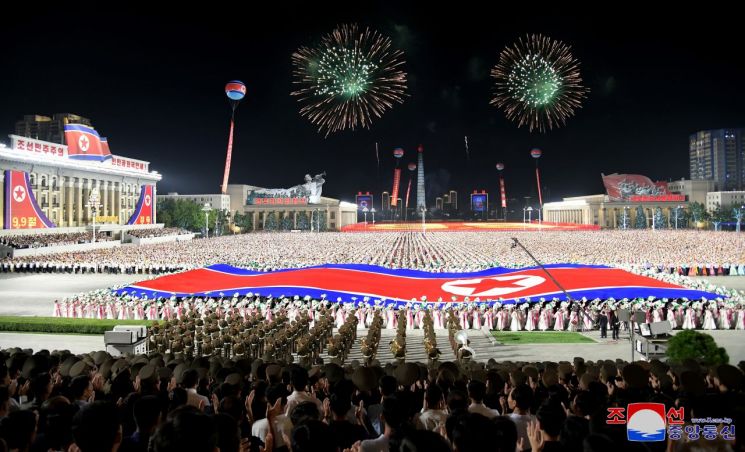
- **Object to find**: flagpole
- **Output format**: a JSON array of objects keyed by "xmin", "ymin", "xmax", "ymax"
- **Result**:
[{"xmin": 510, "ymin": 238, "xmax": 572, "ymax": 302}]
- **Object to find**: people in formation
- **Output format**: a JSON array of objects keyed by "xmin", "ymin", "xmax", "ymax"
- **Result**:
[
  {"xmin": 52, "ymin": 292, "xmax": 745, "ymax": 332},
  {"xmin": 2, "ymin": 230, "xmax": 745, "ymax": 276}
]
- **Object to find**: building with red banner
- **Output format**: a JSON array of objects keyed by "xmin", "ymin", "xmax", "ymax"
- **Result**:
[
  {"xmin": 542, "ymin": 174, "xmax": 715, "ymax": 228},
  {"xmin": 226, "ymin": 184, "xmax": 357, "ymax": 231},
  {"xmin": 1, "ymin": 118, "xmax": 161, "ymax": 233}
]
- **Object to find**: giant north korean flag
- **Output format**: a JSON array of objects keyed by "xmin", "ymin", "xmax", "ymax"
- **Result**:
[
  {"xmin": 115, "ymin": 263, "xmax": 717, "ymax": 305},
  {"xmin": 4, "ymin": 170, "xmax": 55, "ymax": 229}
]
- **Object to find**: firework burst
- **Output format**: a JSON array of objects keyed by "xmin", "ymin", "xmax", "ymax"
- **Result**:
[
  {"xmin": 490, "ymin": 34, "xmax": 589, "ymax": 133},
  {"xmin": 291, "ymin": 24, "xmax": 407, "ymax": 137}
]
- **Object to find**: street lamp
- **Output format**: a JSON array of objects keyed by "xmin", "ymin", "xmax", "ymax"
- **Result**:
[
  {"xmin": 623, "ymin": 206, "xmax": 630, "ymax": 230},
  {"xmin": 736, "ymin": 205, "xmax": 744, "ymax": 233},
  {"xmin": 526, "ymin": 206, "xmax": 533, "ymax": 223},
  {"xmin": 371, "ymin": 207, "xmax": 376, "ymax": 225},
  {"xmin": 362, "ymin": 206, "xmax": 369, "ymax": 225},
  {"xmin": 201, "ymin": 203, "xmax": 211, "ymax": 238},
  {"xmin": 86, "ymin": 189, "xmax": 102, "ymax": 243},
  {"xmin": 421, "ymin": 206, "xmax": 427, "ymax": 233},
  {"xmin": 675, "ymin": 205, "xmax": 684, "ymax": 230}
]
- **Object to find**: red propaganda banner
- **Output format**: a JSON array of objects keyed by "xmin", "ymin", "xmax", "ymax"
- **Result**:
[
  {"xmin": 64, "ymin": 124, "xmax": 112, "ymax": 162},
  {"xmin": 629, "ymin": 195, "xmax": 686, "ymax": 202},
  {"xmin": 3, "ymin": 170, "xmax": 55, "ymax": 229},
  {"xmin": 499, "ymin": 176, "xmax": 507, "ymax": 208},
  {"xmin": 602, "ymin": 173, "xmax": 668, "ymax": 201},
  {"xmin": 127, "ymin": 185, "xmax": 155, "ymax": 225},
  {"xmin": 391, "ymin": 169, "xmax": 401, "ymax": 207}
]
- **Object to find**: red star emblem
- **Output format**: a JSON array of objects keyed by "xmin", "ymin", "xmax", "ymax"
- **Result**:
[
  {"xmin": 441, "ymin": 274, "xmax": 545, "ymax": 297},
  {"xmin": 13, "ymin": 185, "xmax": 26, "ymax": 203}
]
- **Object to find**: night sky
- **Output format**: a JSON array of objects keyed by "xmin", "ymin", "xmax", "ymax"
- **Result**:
[{"xmin": 2, "ymin": 5, "xmax": 744, "ymax": 209}]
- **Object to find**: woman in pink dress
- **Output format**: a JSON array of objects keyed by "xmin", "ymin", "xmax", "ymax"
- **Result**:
[
  {"xmin": 484, "ymin": 307, "xmax": 494, "ymax": 330},
  {"xmin": 472, "ymin": 307, "xmax": 482, "ymax": 330},
  {"xmin": 554, "ymin": 307, "xmax": 566, "ymax": 331},
  {"xmin": 407, "ymin": 307, "xmax": 416, "ymax": 331},
  {"xmin": 652, "ymin": 305, "xmax": 663, "ymax": 323},
  {"xmin": 495, "ymin": 306, "xmax": 505, "ymax": 331},
  {"xmin": 459, "ymin": 308, "xmax": 470, "ymax": 330},
  {"xmin": 385, "ymin": 307, "xmax": 397, "ymax": 330},
  {"xmin": 675, "ymin": 305, "xmax": 685, "ymax": 328},
  {"xmin": 433, "ymin": 307, "xmax": 444, "ymax": 329},
  {"xmin": 582, "ymin": 307, "xmax": 594, "ymax": 330},
  {"xmin": 416, "ymin": 307, "xmax": 426, "ymax": 329},
  {"xmin": 538, "ymin": 306, "xmax": 551, "ymax": 331}
]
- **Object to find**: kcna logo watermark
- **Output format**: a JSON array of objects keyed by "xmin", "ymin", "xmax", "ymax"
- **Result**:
[{"xmin": 607, "ymin": 403, "xmax": 735, "ymax": 442}]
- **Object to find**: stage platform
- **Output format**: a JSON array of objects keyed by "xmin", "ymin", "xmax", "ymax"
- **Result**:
[{"xmin": 341, "ymin": 221, "xmax": 599, "ymax": 232}]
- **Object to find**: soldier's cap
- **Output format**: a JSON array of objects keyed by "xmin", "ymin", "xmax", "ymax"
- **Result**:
[
  {"xmin": 266, "ymin": 364, "xmax": 282, "ymax": 381},
  {"xmin": 351, "ymin": 367, "xmax": 376, "ymax": 392},
  {"xmin": 22, "ymin": 354, "xmax": 50, "ymax": 379},
  {"xmin": 132, "ymin": 355, "xmax": 149, "ymax": 366},
  {"xmin": 395, "ymin": 363, "xmax": 420, "ymax": 387},
  {"xmin": 225, "ymin": 373, "xmax": 242, "ymax": 386},
  {"xmin": 173, "ymin": 363, "xmax": 189, "ymax": 384},
  {"xmin": 93, "ymin": 351, "xmax": 110, "ymax": 366},
  {"xmin": 69, "ymin": 361, "xmax": 91, "ymax": 379},
  {"xmin": 323, "ymin": 363, "xmax": 344, "ymax": 385},
  {"xmin": 139, "ymin": 364, "xmax": 158, "ymax": 383},
  {"xmin": 131, "ymin": 363, "xmax": 147, "ymax": 381},
  {"xmin": 60, "ymin": 356, "xmax": 81, "ymax": 378}
]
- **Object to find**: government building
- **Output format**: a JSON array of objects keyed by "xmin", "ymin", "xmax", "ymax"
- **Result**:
[{"xmin": 1, "ymin": 114, "xmax": 160, "ymax": 234}]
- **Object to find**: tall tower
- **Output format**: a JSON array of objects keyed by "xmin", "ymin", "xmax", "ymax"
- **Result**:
[{"xmin": 416, "ymin": 144, "xmax": 426, "ymax": 216}]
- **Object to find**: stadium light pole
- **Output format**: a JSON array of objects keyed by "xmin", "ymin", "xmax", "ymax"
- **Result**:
[
  {"xmin": 371, "ymin": 207, "xmax": 376, "ymax": 225},
  {"xmin": 202, "ymin": 203, "xmax": 211, "ymax": 239},
  {"xmin": 510, "ymin": 237, "xmax": 572, "ymax": 302}
]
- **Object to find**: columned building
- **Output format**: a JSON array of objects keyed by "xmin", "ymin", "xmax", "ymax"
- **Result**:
[
  {"xmin": 543, "ymin": 194, "xmax": 690, "ymax": 228},
  {"xmin": 1, "ymin": 134, "xmax": 160, "ymax": 232},
  {"xmin": 226, "ymin": 184, "xmax": 357, "ymax": 231}
]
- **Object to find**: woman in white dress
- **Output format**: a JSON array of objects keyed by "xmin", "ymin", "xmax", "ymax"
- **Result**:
[
  {"xmin": 525, "ymin": 305, "xmax": 537, "ymax": 331},
  {"xmin": 702, "ymin": 306, "xmax": 718, "ymax": 330},
  {"xmin": 666, "ymin": 304, "xmax": 678, "ymax": 329},
  {"xmin": 682, "ymin": 307, "xmax": 696, "ymax": 330},
  {"xmin": 735, "ymin": 306, "xmax": 745, "ymax": 330},
  {"xmin": 718, "ymin": 303, "xmax": 732, "ymax": 330},
  {"xmin": 510, "ymin": 307, "xmax": 522, "ymax": 331},
  {"xmin": 567, "ymin": 308, "xmax": 579, "ymax": 332}
]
